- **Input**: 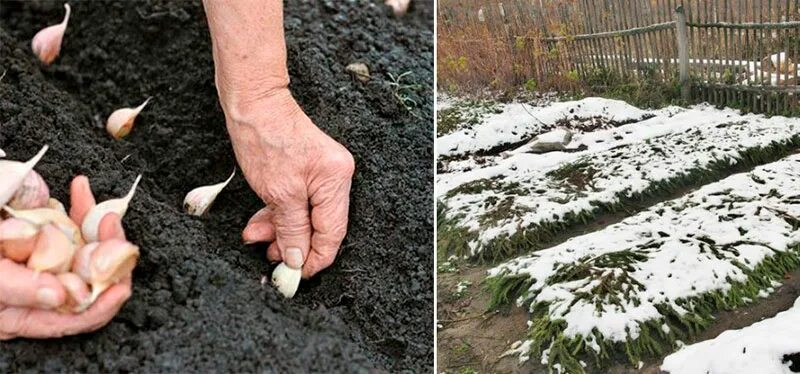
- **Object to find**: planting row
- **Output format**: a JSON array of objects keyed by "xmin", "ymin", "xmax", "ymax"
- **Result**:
[
  {"xmin": 440, "ymin": 108, "xmax": 800, "ymax": 262},
  {"xmin": 489, "ymin": 154, "xmax": 800, "ymax": 372}
]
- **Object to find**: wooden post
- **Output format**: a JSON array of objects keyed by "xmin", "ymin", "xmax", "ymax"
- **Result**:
[{"xmin": 674, "ymin": 5, "xmax": 690, "ymax": 102}]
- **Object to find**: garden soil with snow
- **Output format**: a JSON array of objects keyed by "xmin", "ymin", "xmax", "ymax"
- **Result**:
[{"xmin": 0, "ymin": 1, "xmax": 433, "ymax": 372}]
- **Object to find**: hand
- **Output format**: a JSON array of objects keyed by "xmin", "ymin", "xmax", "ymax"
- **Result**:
[
  {"xmin": 0, "ymin": 176, "xmax": 132, "ymax": 340},
  {"xmin": 227, "ymin": 89, "xmax": 355, "ymax": 279}
]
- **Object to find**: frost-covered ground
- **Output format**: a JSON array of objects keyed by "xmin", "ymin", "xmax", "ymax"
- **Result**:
[
  {"xmin": 492, "ymin": 154, "xmax": 800, "ymax": 367},
  {"xmin": 661, "ymin": 297, "xmax": 800, "ymax": 374}
]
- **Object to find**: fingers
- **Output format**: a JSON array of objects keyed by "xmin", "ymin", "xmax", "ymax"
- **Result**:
[
  {"xmin": 242, "ymin": 207, "xmax": 276, "ymax": 244},
  {"xmin": 305, "ymin": 178, "xmax": 352, "ymax": 279},
  {"xmin": 97, "ymin": 213, "xmax": 126, "ymax": 241},
  {"xmin": 266, "ymin": 242, "xmax": 281, "ymax": 263},
  {"xmin": 0, "ymin": 259, "xmax": 66, "ymax": 310},
  {"xmin": 0, "ymin": 279, "xmax": 131, "ymax": 340},
  {"xmin": 272, "ymin": 200, "xmax": 312, "ymax": 270},
  {"xmin": 69, "ymin": 176, "xmax": 96, "ymax": 226}
]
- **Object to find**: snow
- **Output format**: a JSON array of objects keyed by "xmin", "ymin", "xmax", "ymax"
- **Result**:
[
  {"xmin": 440, "ymin": 100, "xmax": 800, "ymax": 258},
  {"xmin": 490, "ymin": 154, "xmax": 800, "ymax": 355},
  {"xmin": 661, "ymin": 297, "xmax": 800, "ymax": 374}
]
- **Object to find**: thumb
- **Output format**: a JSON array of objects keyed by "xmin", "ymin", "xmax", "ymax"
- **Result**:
[{"xmin": 272, "ymin": 200, "xmax": 311, "ymax": 270}]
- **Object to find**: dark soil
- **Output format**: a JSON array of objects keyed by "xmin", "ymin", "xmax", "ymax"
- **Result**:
[{"xmin": 0, "ymin": 1, "xmax": 433, "ymax": 372}]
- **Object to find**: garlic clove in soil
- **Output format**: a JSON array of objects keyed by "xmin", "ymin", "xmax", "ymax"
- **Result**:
[
  {"xmin": 71, "ymin": 242, "xmax": 99, "ymax": 282},
  {"xmin": 31, "ymin": 3, "xmax": 71, "ymax": 65},
  {"xmin": 0, "ymin": 145, "xmax": 48, "ymax": 207},
  {"xmin": 88, "ymin": 239, "xmax": 139, "ymax": 303},
  {"xmin": 271, "ymin": 262, "xmax": 302, "ymax": 298},
  {"xmin": 0, "ymin": 148, "xmax": 5, "ymax": 157},
  {"xmin": 106, "ymin": 98, "xmax": 151, "ymax": 140},
  {"xmin": 8, "ymin": 170, "xmax": 50, "ymax": 210},
  {"xmin": 57, "ymin": 272, "xmax": 91, "ymax": 313},
  {"xmin": 3, "ymin": 206, "xmax": 85, "ymax": 247},
  {"xmin": 81, "ymin": 174, "xmax": 141, "ymax": 242},
  {"xmin": 0, "ymin": 218, "xmax": 40, "ymax": 262},
  {"xmin": 183, "ymin": 169, "xmax": 235, "ymax": 216},
  {"xmin": 385, "ymin": 0, "xmax": 411, "ymax": 16},
  {"xmin": 27, "ymin": 224, "xmax": 75, "ymax": 274}
]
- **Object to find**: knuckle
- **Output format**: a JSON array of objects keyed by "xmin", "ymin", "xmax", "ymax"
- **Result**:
[{"xmin": 325, "ymin": 149, "xmax": 355, "ymax": 176}]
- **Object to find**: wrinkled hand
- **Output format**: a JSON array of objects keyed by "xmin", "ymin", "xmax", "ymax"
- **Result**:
[
  {"xmin": 226, "ymin": 90, "xmax": 355, "ymax": 279},
  {"xmin": 0, "ymin": 176, "xmax": 132, "ymax": 340}
]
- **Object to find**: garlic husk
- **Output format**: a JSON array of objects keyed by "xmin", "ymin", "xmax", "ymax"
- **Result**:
[
  {"xmin": 47, "ymin": 198, "xmax": 67, "ymax": 214},
  {"xmin": 9, "ymin": 170, "xmax": 50, "ymax": 210},
  {"xmin": 271, "ymin": 262, "xmax": 301, "ymax": 298},
  {"xmin": 81, "ymin": 174, "xmax": 141, "ymax": 242},
  {"xmin": 88, "ymin": 239, "xmax": 139, "ymax": 303},
  {"xmin": 31, "ymin": 3, "xmax": 70, "ymax": 65},
  {"xmin": 71, "ymin": 242, "xmax": 99, "ymax": 282},
  {"xmin": 0, "ymin": 218, "xmax": 40, "ymax": 262},
  {"xmin": 385, "ymin": 0, "xmax": 411, "ymax": 16},
  {"xmin": 27, "ymin": 224, "xmax": 75, "ymax": 274},
  {"xmin": 0, "ymin": 145, "xmax": 48, "ymax": 207},
  {"xmin": 57, "ymin": 272, "xmax": 91, "ymax": 313},
  {"xmin": 3, "ymin": 206, "xmax": 84, "ymax": 247},
  {"xmin": 183, "ymin": 169, "xmax": 235, "ymax": 216},
  {"xmin": 106, "ymin": 98, "xmax": 151, "ymax": 140}
]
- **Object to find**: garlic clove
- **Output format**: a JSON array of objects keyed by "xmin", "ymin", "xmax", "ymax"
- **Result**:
[
  {"xmin": 71, "ymin": 242, "xmax": 99, "ymax": 282},
  {"xmin": 27, "ymin": 224, "xmax": 75, "ymax": 274},
  {"xmin": 0, "ymin": 145, "xmax": 48, "ymax": 207},
  {"xmin": 8, "ymin": 170, "xmax": 50, "ymax": 210},
  {"xmin": 271, "ymin": 262, "xmax": 302, "ymax": 298},
  {"xmin": 81, "ymin": 174, "xmax": 141, "ymax": 242},
  {"xmin": 56, "ymin": 272, "xmax": 91, "ymax": 313},
  {"xmin": 183, "ymin": 169, "xmax": 235, "ymax": 216},
  {"xmin": 385, "ymin": 0, "xmax": 411, "ymax": 16},
  {"xmin": 47, "ymin": 198, "xmax": 67, "ymax": 214},
  {"xmin": 0, "ymin": 218, "xmax": 40, "ymax": 262},
  {"xmin": 88, "ymin": 239, "xmax": 139, "ymax": 303},
  {"xmin": 0, "ymin": 148, "xmax": 5, "ymax": 157},
  {"xmin": 3, "ymin": 206, "xmax": 84, "ymax": 247},
  {"xmin": 31, "ymin": 3, "xmax": 71, "ymax": 65},
  {"xmin": 106, "ymin": 97, "xmax": 151, "ymax": 140}
]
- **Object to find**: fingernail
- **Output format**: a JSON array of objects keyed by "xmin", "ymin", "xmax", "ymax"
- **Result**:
[
  {"xmin": 36, "ymin": 288, "xmax": 60, "ymax": 308},
  {"xmin": 285, "ymin": 247, "xmax": 304, "ymax": 269},
  {"xmin": 243, "ymin": 239, "xmax": 257, "ymax": 245}
]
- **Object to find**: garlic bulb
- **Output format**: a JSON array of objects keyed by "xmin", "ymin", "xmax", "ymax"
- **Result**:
[
  {"xmin": 3, "ymin": 206, "xmax": 84, "ymax": 247},
  {"xmin": 81, "ymin": 174, "xmax": 141, "ymax": 242},
  {"xmin": 385, "ymin": 0, "xmax": 411, "ymax": 16},
  {"xmin": 57, "ymin": 272, "xmax": 91, "ymax": 313},
  {"xmin": 8, "ymin": 170, "xmax": 50, "ymax": 210},
  {"xmin": 271, "ymin": 262, "xmax": 302, "ymax": 298},
  {"xmin": 31, "ymin": 3, "xmax": 71, "ymax": 65},
  {"xmin": 0, "ymin": 145, "xmax": 48, "ymax": 207},
  {"xmin": 0, "ymin": 218, "xmax": 39, "ymax": 262},
  {"xmin": 27, "ymin": 224, "xmax": 75, "ymax": 274},
  {"xmin": 106, "ymin": 98, "xmax": 151, "ymax": 140},
  {"xmin": 88, "ymin": 239, "xmax": 139, "ymax": 303},
  {"xmin": 183, "ymin": 169, "xmax": 235, "ymax": 216},
  {"xmin": 71, "ymin": 242, "xmax": 99, "ymax": 282}
]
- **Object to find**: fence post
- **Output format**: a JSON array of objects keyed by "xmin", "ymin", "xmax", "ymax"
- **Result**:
[{"xmin": 674, "ymin": 5, "xmax": 690, "ymax": 102}]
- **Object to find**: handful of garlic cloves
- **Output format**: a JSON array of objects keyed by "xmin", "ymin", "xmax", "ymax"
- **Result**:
[{"xmin": 0, "ymin": 149, "xmax": 140, "ymax": 313}]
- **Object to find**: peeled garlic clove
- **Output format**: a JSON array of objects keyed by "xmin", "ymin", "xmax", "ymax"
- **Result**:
[
  {"xmin": 271, "ymin": 262, "xmax": 302, "ymax": 298},
  {"xmin": 57, "ymin": 272, "xmax": 91, "ymax": 313},
  {"xmin": 0, "ymin": 218, "xmax": 40, "ymax": 262},
  {"xmin": 0, "ymin": 145, "xmax": 48, "ymax": 207},
  {"xmin": 385, "ymin": 0, "xmax": 411, "ymax": 16},
  {"xmin": 9, "ymin": 170, "xmax": 50, "ymax": 210},
  {"xmin": 47, "ymin": 198, "xmax": 67, "ymax": 214},
  {"xmin": 3, "ymin": 206, "xmax": 84, "ymax": 247},
  {"xmin": 184, "ymin": 169, "xmax": 235, "ymax": 216},
  {"xmin": 31, "ymin": 3, "xmax": 71, "ymax": 65},
  {"xmin": 71, "ymin": 242, "xmax": 99, "ymax": 282},
  {"xmin": 88, "ymin": 239, "xmax": 139, "ymax": 303},
  {"xmin": 27, "ymin": 224, "xmax": 75, "ymax": 274},
  {"xmin": 106, "ymin": 98, "xmax": 151, "ymax": 140},
  {"xmin": 81, "ymin": 174, "xmax": 141, "ymax": 242}
]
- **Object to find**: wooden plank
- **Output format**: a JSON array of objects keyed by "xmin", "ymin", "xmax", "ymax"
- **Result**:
[{"xmin": 675, "ymin": 5, "xmax": 691, "ymax": 100}]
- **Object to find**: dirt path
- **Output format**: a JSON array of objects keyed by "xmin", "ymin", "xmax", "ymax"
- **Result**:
[{"xmin": 0, "ymin": 1, "xmax": 433, "ymax": 371}]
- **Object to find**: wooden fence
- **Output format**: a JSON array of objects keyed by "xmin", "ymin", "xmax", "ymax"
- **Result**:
[{"xmin": 438, "ymin": 0, "xmax": 800, "ymax": 115}]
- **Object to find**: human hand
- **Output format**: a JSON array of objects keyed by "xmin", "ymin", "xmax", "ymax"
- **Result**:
[
  {"xmin": 0, "ymin": 176, "xmax": 132, "ymax": 340},
  {"xmin": 225, "ymin": 90, "xmax": 355, "ymax": 279}
]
